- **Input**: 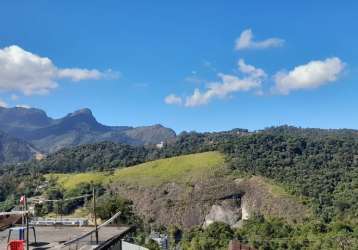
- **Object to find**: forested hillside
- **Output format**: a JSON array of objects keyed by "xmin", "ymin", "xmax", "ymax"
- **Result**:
[
  {"xmin": 220, "ymin": 127, "xmax": 358, "ymax": 223},
  {"xmin": 0, "ymin": 126, "xmax": 357, "ymax": 249},
  {"xmin": 0, "ymin": 131, "xmax": 38, "ymax": 165}
]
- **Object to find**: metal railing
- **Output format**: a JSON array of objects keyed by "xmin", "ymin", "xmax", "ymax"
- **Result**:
[
  {"xmin": 94, "ymin": 227, "xmax": 137, "ymax": 250},
  {"xmin": 59, "ymin": 211, "xmax": 138, "ymax": 250}
]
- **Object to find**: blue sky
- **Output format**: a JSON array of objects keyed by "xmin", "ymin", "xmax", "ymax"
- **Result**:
[{"xmin": 0, "ymin": 1, "xmax": 357, "ymax": 132}]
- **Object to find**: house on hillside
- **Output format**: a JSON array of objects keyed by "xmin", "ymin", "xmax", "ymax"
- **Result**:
[{"xmin": 150, "ymin": 231, "xmax": 168, "ymax": 250}]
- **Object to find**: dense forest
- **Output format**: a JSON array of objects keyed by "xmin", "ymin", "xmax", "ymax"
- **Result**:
[
  {"xmin": 220, "ymin": 126, "xmax": 358, "ymax": 223},
  {"xmin": 0, "ymin": 126, "xmax": 357, "ymax": 249}
]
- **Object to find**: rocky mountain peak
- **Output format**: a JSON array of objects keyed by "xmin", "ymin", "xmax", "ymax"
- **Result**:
[
  {"xmin": 69, "ymin": 108, "xmax": 93, "ymax": 117},
  {"xmin": 0, "ymin": 106, "xmax": 53, "ymax": 128}
]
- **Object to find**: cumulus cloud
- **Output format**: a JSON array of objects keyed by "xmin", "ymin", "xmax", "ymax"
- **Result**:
[
  {"xmin": 184, "ymin": 59, "xmax": 266, "ymax": 107},
  {"xmin": 0, "ymin": 45, "xmax": 117, "ymax": 96},
  {"xmin": 0, "ymin": 99, "xmax": 8, "ymax": 107},
  {"xmin": 273, "ymin": 57, "xmax": 345, "ymax": 94},
  {"xmin": 164, "ymin": 94, "xmax": 182, "ymax": 105},
  {"xmin": 235, "ymin": 29, "xmax": 284, "ymax": 50}
]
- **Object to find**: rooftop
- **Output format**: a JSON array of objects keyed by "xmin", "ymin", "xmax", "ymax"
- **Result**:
[{"xmin": 0, "ymin": 225, "xmax": 129, "ymax": 249}]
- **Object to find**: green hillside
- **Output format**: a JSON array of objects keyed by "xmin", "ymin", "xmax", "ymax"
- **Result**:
[
  {"xmin": 46, "ymin": 172, "xmax": 109, "ymax": 190},
  {"xmin": 7, "ymin": 127, "xmax": 357, "ymax": 249},
  {"xmin": 47, "ymin": 151, "xmax": 226, "ymax": 190},
  {"xmin": 111, "ymin": 151, "xmax": 225, "ymax": 186}
]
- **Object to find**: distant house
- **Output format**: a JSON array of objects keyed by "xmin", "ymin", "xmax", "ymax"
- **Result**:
[
  {"xmin": 150, "ymin": 231, "xmax": 168, "ymax": 250},
  {"xmin": 156, "ymin": 141, "xmax": 164, "ymax": 149}
]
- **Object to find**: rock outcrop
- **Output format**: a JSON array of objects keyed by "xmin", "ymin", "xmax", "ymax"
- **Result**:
[
  {"xmin": 235, "ymin": 176, "xmax": 311, "ymax": 223},
  {"xmin": 203, "ymin": 201, "xmax": 242, "ymax": 228}
]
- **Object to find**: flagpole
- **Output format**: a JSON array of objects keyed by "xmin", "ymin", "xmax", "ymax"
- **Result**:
[
  {"xmin": 92, "ymin": 184, "xmax": 99, "ymax": 245},
  {"xmin": 24, "ymin": 196, "xmax": 29, "ymax": 250},
  {"xmin": 22, "ymin": 203, "xmax": 24, "ymax": 227}
]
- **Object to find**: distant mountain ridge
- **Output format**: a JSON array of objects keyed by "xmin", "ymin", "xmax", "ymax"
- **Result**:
[{"xmin": 0, "ymin": 107, "xmax": 176, "ymax": 154}]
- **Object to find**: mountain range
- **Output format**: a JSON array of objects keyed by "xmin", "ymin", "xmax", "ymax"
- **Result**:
[{"xmin": 0, "ymin": 106, "xmax": 176, "ymax": 164}]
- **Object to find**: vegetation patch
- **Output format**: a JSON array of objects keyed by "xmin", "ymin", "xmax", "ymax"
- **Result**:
[
  {"xmin": 45, "ymin": 151, "xmax": 226, "ymax": 190},
  {"xmin": 236, "ymin": 176, "xmax": 312, "ymax": 223},
  {"xmin": 110, "ymin": 151, "xmax": 226, "ymax": 186},
  {"xmin": 46, "ymin": 172, "xmax": 109, "ymax": 190}
]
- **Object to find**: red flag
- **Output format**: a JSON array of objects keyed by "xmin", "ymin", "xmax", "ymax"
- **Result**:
[{"xmin": 20, "ymin": 195, "xmax": 26, "ymax": 205}]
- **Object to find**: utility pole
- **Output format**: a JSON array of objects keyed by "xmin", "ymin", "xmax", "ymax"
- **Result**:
[
  {"xmin": 92, "ymin": 184, "xmax": 99, "ymax": 244},
  {"xmin": 60, "ymin": 200, "xmax": 63, "ymax": 221}
]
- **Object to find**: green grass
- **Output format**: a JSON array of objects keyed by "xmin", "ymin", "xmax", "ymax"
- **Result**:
[
  {"xmin": 47, "ymin": 151, "xmax": 226, "ymax": 190},
  {"xmin": 110, "ymin": 151, "xmax": 226, "ymax": 186},
  {"xmin": 46, "ymin": 172, "xmax": 109, "ymax": 190}
]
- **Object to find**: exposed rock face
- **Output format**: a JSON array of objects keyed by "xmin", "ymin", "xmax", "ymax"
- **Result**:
[
  {"xmin": 203, "ymin": 201, "xmax": 242, "ymax": 228},
  {"xmin": 240, "ymin": 198, "xmax": 250, "ymax": 220},
  {"xmin": 235, "ymin": 177, "xmax": 311, "ymax": 223},
  {"xmin": 111, "ymin": 175, "xmax": 310, "ymax": 229},
  {"xmin": 203, "ymin": 176, "xmax": 305, "ymax": 229},
  {"xmin": 111, "ymin": 177, "xmax": 243, "ymax": 229}
]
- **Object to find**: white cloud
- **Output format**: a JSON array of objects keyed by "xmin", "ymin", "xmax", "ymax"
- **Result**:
[
  {"xmin": 0, "ymin": 45, "xmax": 117, "ymax": 96},
  {"xmin": 273, "ymin": 57, "xmax": 345, "ymax": 94},
  {"xmin": 164, "ymin": 94, "xmax": 182, "ymax": 105},
  {"xmin": 185, "ymin": 59, "xmax": 266, "ymax": 107},
  {"xmin": 57, "ymin": 68, "xmax": 103, "ymax": 81},
  {"xmin": 0, "ymin": 46, "xmax": 57, "ymax": 95},
  {"xmin": 238, "ymin": 59, "xmax": 267, "ymax": 79},
  {"xmin": 235, "ymin": 29, "xmax": 284, "ymax": 50},
  {"xmin": 16, "ymin": 104, "xmax": 31, "ymax": 109},
  {"xmin": 0, "ymin": 99, "xmax": 8, "ymax": 107}
]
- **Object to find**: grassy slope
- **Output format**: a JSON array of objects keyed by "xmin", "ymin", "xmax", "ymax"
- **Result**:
[
  {"xmin": 111, "ymin": 151, "xmax": 225, "ymax": 186},
  {"xmin": 47, "ymin": 172, "xmax": 109, "ymax": 190},
  {"xmin": 46, "ymin": 151, "xmax": 226, "ymax": 190}
]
